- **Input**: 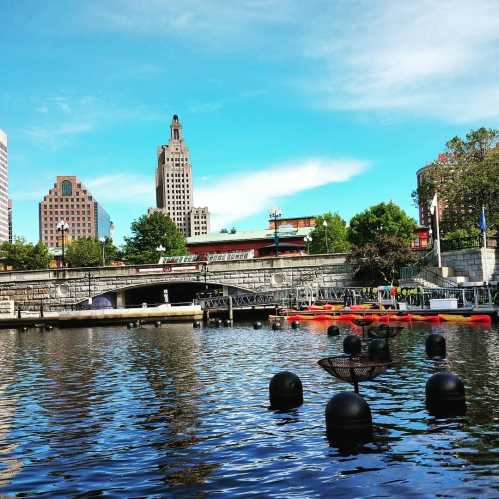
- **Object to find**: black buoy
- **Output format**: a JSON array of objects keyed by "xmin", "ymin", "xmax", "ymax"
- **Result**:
[
  {"xmin": 367, "ymin": 328, "xmax": 378, "ymax": 339},
  {"xmin": 214, "ymin": 319, "xmax": 223, "ymax": 328},
  {"xmin": 269, "ymin": 371, "xmax": 303, "ymax": 410},
  {"xmin": 343, "ymin": 335, "xmax": 362, "ymax": 356},
  {"xmin": 253, "ymin": 321, "xmax": 262, "ymax": 330},
  {"xmin": 425, "ymin": 334, "xmax": 446, "ymax": 359},
  {"xmin": 127, "ymin": 322, "xmax": 133, "ymax": 329},
  {"xmin": 426, "ymin": 372, "xmax": 466, "ymax": 416},
  {"xmin": 223, "ymin": 319, "xmax": 232, "ymax": 327},
  {"xmin": 272, "ymin": 322, "xmax": 281, "ymax": 331},
  {"xmin": 155, "ymin": 320, "xmax": 162, "ymax": 328},
  {"xmin": 368, "ymin": 338, "xmax": 391, "ymax": 362},
  {"xmin": 291, "ymin": 320, "xmax": 300, "ymax": 329},
  {"xmin": 44, "ymin": 324, "xmax": 53, "ymax": 331},
  {"xmin": 193, "ymin": 320, "xmax": 201, "ymax": 328},
  {"xmin": 327, "ymin": 325, "xmax": 340, "ymax": 336},
  {"xmin": 20, "ymin": 326, "xmax": 28, "ymax": 332},
  {"xmin": 325, "ymin": 392, "xmax": 372, "ymax": 443}
]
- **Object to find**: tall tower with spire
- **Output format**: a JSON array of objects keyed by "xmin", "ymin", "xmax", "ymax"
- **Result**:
[{"xmin": 155, "ymin": 115, "xmax": 210, "ymax": 236}]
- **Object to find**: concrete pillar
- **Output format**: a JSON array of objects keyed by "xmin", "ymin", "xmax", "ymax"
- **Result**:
[{"xmin": 116, "ymin": 290, "xmax": 126, "ymax": 309}]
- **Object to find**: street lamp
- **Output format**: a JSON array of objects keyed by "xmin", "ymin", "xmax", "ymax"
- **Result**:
[
  {"xmin": 269, "ymin": 207, "xmax": 282, "ymax": 257},
  {"xmin": 304, "ymin": 234, "xmax": 312, "ymax": 254},
  {"xmin": 323, "ymin": 219, "xmax": 329, "ymax": 254},
  {"xmin": 56, "ymin": 220, "xmax": 69, "ymax": 268},
  {"xmin": 99, "ymin": 237, "xmax": 106, "ymax": 266}
]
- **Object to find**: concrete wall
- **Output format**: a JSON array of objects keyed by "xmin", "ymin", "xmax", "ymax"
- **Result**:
[
  {"xmin": 442, "ymin": 248, "xmax": 498, "ymax": 283},
  {"xmin": 0, "ymin": 254, "xmax": 352, "ymax": 310}
]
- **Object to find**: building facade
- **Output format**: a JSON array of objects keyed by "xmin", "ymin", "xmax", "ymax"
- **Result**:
[
  {"xmin": 155, "ymin": 115, "xmax": 210, "ymax": 236},
  {"xmin": 0, "ymin": 130, "xmax": 9, "ymax": 243},
  {"xmin": 39, "ymin": 176, "xmax": 112, "ymax": 248},
  {"xmin": 268, "ymin": 215, "xmax": 316, "ymax": 230}
]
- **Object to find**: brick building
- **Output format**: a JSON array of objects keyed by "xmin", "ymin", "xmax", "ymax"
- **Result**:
[{"xmin": 39, "ymin": 176, "xmax": 112, "ymax": 248}]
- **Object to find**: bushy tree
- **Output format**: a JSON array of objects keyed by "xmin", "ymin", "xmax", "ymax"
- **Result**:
[
  {"xmin": 348, "ymin": 202, "xmax": 417, "ymax": 246},
  {"xmin": 123, "ymin": 211, "xmax": 187, "ymax": 264},
  {"xmin": 413, "ymin": 128, "xmax": 499, "ymax": 234},
  {"xmin": 347, "ymin": 234, "xmax": 418, "ymax": 286},
  {"xmin": 309, "ymin": 212, "xmax": 350, "ymax": 254},
  {"xmin": 65, "ymin": 237, "xmax": 102, "ymax": 267},
  {"xmin": 0, "ymin": 238, "xmax": 51, "ymax": 270}
]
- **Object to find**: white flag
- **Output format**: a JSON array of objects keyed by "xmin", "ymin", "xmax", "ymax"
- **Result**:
[{"xmin": 429, "ymin": 193, "xmax": 438, "ymax": 215}]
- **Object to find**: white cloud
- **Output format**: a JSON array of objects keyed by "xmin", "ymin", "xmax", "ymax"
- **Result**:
[
  {"xmin": 306, "ymin": 0, "xmax": 499, "ymax": 123},
  {"xmin": 86, "ymin": 174, "xmax": 154, "ymax": 204},
  {"xmin": 194, "ymin": 157, "xmax": 368, "ymax": 229}
]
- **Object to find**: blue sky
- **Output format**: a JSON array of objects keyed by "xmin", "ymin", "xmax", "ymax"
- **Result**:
[{"xmin": 1, "ymin": 0, "xmax": 498, "ymax": 244}]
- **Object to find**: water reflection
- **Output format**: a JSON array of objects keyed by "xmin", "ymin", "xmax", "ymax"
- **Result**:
[{"xmin": 0, "ymin": 321, "xmax": 496, "ymax": 496}]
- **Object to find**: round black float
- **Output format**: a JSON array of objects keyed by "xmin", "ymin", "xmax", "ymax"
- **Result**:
[
  {"xmin": 343, "ymin": 334, "xmax": 362, "ymax": 356},
  {"xmin": 253, "ymin": 321, "xmax": 262, "ymax": 330},
  {"xmin": 426, "ymin": 334, "xmax": 446, "ymax": 359},
  {"xmin": 269, "ymin": 371, "xmax": 303, "ymax": 410},
  {"xmin": 271, "ymin": 322, "xmax": 281, "ymax": 331},
  {"xmin": 426, "ymin": 372, "xmax": 466, "ymax": 416},
  {"xmin": 291, "ymin": 320, "xmax": 300, "ymax": 329},
  {"xmin": 193, "ymin": 320, "xmax": 201, "ymax": 328},
  {"xmin": 20, "ymin": 326, "xmax": 28, "ymax": 332},
  {"xmin": 126, "ymin": 322, "xmax": 134, "ymax": 329},
  {"xmin": 223, "ymin": 319, "xmax": 231, "ymax": 327},
  {"xmin": 214, "ymin": 319, "xmax": 223, "ymax": 328},
  {"xmin": 327, "ymin": 325, "xmax": 340, "ymax": 337},
  {"xmin": 44, "ymin": 324, "xmax": 53, "ymax": 331},
  {"xmin": 155, "ymin": 320, "xmax": 162, "ymax": 328},
  {"xmin": 368, "ymin": 338, "xmax": 391, "ymax": 363},
  {"xmin": 325, "ymin": 392, "xmax": 372, "ymax": 443}
]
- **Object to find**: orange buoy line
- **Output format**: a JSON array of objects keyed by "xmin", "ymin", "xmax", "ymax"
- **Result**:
[{"xmin": 282, "ymin": 309, "xmax": 492, "ymax": 323}]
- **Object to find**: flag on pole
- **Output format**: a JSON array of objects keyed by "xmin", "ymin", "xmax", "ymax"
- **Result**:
[
  {"xmin": 479, "ymin": 206, "xmax": 487, "ymax": 233},
  {"xmin": 429, "ymin": 193, "xmax": 438, "ymax": 215}
]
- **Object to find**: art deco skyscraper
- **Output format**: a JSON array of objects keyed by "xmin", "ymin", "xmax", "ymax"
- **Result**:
[
  {"xmin": 0, "ymin": 129, "xmax": 9, "ymax": 243},
  {"xmin": 155, "ymin": 115, "xmax": 210, "ymax": 236}
]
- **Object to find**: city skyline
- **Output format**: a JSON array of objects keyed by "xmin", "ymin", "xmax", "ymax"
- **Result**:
[{"xmin": 1, "ymin": 1, "xmax": 499, "ymax": 244}]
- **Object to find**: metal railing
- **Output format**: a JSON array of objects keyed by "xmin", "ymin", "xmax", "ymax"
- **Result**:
[{"xmin": 441, "ymin": 236, "xmax": 497, "ymax": 252}]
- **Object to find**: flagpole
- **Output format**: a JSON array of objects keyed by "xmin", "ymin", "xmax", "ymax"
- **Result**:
[
  {"xmin": 433, "ymin": 194, "xmax": 442, "ymax": 268},
  {"xmin": 482, "ymin": 206, "xmax": 487, "ymax": 249}
]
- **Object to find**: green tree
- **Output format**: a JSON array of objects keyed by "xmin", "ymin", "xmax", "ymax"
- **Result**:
[
  {"xmin": 413, "ymin": 128, "xmax": 499, "ymax": 234},
  {"xmin": 347, "ymin": 234, "xmax": 418, "ymax": 286},
  {"xmin": 65, "ymin": 237, "xmax": 102, "ymax": 268},
  {"xmin": 123, "ymin": 211, "xmax": 187, "ymax": 264},
  {"xmin": 309, "ymin": 212, "xmax": 350, "ymax": 254},
  {"xmin": 348, "ymin": 202, "xmax": 417, "ymax": 246},
  {"xmin": 0, "ymin": 237, "xmax": 51, "ymax": 270}
]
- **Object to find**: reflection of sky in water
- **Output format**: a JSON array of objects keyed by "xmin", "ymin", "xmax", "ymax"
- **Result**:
[{"xmin": 0, "ymin": 322, "xmax": 496, "ymax": 496}]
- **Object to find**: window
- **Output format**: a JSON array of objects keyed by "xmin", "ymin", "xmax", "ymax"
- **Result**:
[{"xmin": 61, "ymin": 180, "xmax": 73, "ymax": 196}]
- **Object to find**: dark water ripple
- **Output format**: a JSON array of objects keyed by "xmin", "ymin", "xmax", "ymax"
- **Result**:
[{"xmin": 0, "ymin": 321, "xmax": 497, "ymax": 497}]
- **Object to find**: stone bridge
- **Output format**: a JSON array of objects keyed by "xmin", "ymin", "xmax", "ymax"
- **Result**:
[{"xmin": 0, "ymin": 254, "xmax": 352, "ymax": 311}]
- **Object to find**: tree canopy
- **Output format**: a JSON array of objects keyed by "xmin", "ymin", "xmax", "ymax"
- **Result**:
[
  {"xmin": 123, "ymin": 211, "xmax": 187, "ymax": 264},
  {"xmin": 309, "ymin": 212, "xmax": 350, "ymax": 254},
  {"xmin": 65, "ymin": 237, "xmax": 118, "ymax": 268},
  {"xmin": 347, "ymin": 234, "xmax": 418, "ymax": 286},
  {"xmin": 347, "ymin": 202, "xmax": 417, "ymax": 246},
  {"xmin": 0, "ymin": 238, "xmax": 51, "ymax": 270},
  {"xmin": 413, "ymin": 127, "xmax": 499, "ymax": 235}
]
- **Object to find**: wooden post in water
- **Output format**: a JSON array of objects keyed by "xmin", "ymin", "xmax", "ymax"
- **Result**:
[{"xmin": 228, "ymin": 296, "xmax": 233, "ymax": 323}]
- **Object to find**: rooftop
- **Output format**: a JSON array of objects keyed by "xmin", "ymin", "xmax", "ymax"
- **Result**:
[{"xmin": 187, "ymin": 227, "xmax": 313, "ymax": 245}]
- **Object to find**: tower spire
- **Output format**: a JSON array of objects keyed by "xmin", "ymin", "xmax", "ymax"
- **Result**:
[{"xmin": 170, "ymin": 114, "xmax": 183, "ymax": 142}]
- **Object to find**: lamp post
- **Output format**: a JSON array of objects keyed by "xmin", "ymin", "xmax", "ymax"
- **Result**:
[
  {"xmin": 269, "ymin": 207, "xmax": 282, "ymax": 257},
  {"xmin": 99, "ymin": 237, "xmax": 106, "ymax": 266},
  {"xmin": 304, "ymin": 234, "xmax": 312, "ymax": 254},
  {"xmin": 56, "ymin": 220, "xmax": 69, "ymax": 268},
  {"xmin": 323, "ymin": 219, "xmax": 329, "ymax": 253}
]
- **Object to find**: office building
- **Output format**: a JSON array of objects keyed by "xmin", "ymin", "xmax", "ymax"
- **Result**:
[
  {"xmin": 39, "ymin": 176, "xmax": 112, "ymax": 248},
  {"xmin": 155, "ymin": 114, "xmax": 210, "ymax": 236},
  {"xmin": 0, "ymin": 130, "xmax": 9, "ymax": 242}
]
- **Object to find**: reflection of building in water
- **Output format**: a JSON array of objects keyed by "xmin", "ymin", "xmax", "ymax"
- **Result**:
[{"xmin": 0, "ymin": 333, "xmax": 22, "ymax": 486}]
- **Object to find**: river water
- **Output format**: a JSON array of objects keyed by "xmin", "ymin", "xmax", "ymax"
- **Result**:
[{"xmin": 0, "ymin": 320, "xmax": 497, "ymax": 497}]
